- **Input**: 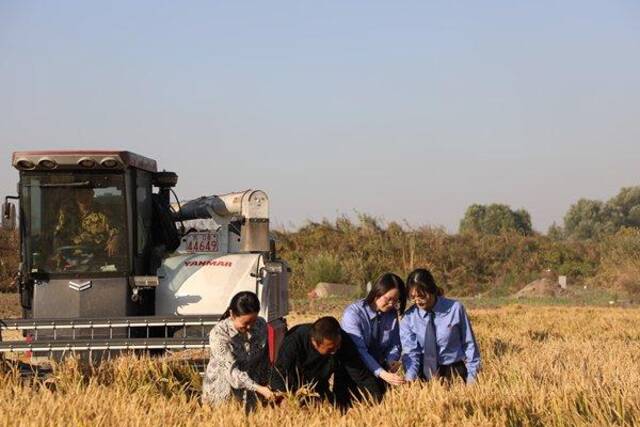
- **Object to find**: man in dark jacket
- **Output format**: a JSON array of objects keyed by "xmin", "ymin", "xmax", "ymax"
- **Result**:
[{"xmin": 270, "ymin": 316, "xmax": 384, "ymax": 408}]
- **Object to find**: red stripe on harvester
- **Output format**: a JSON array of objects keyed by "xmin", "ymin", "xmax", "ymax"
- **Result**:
[{"xmin": 267, "ymin": 322, "xmax": 276, "ymax": 365}]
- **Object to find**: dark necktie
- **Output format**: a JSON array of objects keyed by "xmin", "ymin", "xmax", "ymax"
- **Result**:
[
  {"xmin": 370, "ymin": 312, "xmax": 383, "ymax": 364},
  {"xmin": 423, "ymin": 310, "xmax": 438, "ymax": 380}
]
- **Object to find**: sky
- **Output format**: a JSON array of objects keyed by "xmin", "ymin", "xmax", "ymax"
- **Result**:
[{"xmin": 1, "ymin": 1, "xmax": 639, "ymax": 233}]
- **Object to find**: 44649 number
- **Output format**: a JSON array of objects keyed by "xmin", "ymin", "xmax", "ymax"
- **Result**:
[{"xmin": 183, "ymin": 232, "xmax": 218, "ymax": 253}]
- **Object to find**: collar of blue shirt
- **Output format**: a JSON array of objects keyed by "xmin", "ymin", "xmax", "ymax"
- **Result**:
[
  {"xmin": 417, "ymin": 296, "xmax": 454, "ymax": 317},
  {"xmin": 361, "ymin": 299, "xmax": 380, "ymax": 321}
]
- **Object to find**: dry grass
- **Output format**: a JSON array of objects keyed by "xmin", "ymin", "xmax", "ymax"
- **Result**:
[
  {"xmin": 1, "ymin": 305, "xmax": 639, "ymax": 426},
  {"xmin": 0, "ymin": 293, "xmax": 19, "ymax": 318}
]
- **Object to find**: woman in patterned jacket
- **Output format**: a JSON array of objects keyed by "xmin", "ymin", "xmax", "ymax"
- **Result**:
[{"xmin": 202, "ymin": 291, "xmax": 274, "ymax": 410}]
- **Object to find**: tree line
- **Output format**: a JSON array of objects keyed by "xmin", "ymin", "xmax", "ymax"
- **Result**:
[{"xmin": 459, "ymin": 186, "xmax": 640, "ymax": 240}]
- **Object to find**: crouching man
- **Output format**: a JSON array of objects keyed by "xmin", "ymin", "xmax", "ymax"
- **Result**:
[{"xmin": 270, "ymin": 316, "xmax": 384, "ymax": 409}]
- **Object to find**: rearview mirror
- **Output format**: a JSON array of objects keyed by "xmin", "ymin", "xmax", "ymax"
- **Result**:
[{"xmin": 1, "ymin": 201, "xmax": 16, "ymax": 230}]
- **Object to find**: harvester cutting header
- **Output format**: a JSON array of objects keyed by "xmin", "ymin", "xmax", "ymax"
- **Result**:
[{"xmin": 0, "ymin": 150, "xmax": 288, "ymax": 359}]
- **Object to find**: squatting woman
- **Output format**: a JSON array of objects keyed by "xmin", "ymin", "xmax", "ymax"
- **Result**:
[
  {"xmin": 340, "ymin": 272, "xmax": 407, "ymax": 390},
  {"xmin": 400, "ymin": 268, "xmax": 481, "ymax": 384},
  {"xmin": 202, "ymin": 291, "xmax": 274, "ymax": 410}
]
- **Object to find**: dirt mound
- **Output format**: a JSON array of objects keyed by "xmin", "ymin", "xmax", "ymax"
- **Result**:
[
  {"xmin": 308, "ymin": 282, "xmax": 358, "ymax": 299},
  {"xmin": 514, "ymin": 278, "xmax": 561, "ymax": 298}
]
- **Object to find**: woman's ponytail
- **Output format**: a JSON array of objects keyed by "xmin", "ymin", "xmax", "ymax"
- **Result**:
[{"xmin": 220, "ymin": 291, "xmax": 260, "ymax": 320}]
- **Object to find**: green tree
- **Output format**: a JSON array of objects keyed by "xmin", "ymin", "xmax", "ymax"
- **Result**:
[
  {"xmin": 563, "ymin": 199, "xmax": 606, "ymax": 240},
  {"xmin": 564, "ymin": 186, "xmax": 640, "ymax": 240},
  {"xmin": 459, "ymin": 204, "xmax": 533, "ymax": 236},
  {"xmin": 547, "ymin": 222, "xmax": 564, "ymax": 240},
  {"xmin": 605, "ymin": 186, "xmax": 640, "ymax": 229}
]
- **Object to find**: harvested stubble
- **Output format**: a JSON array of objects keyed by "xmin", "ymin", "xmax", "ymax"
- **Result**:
[{"xmin": 1, "ymin": 306, "xmax": 639, "ymax": 426}]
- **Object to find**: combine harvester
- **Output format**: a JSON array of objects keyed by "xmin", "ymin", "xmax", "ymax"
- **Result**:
[{"xmin": 0, "ymin": 150, "xmax": 289, "ymax": 367}]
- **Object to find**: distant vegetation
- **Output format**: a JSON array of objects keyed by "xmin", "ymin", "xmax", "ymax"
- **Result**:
[
  {"xmin": 303, "ymin": 252, "xmax": 346, "ymax": 289},
  {"xmin": 2, "ymin": 186, "xmax": 640, "ymax": 298},
  {"xmin": 459, "ymin": 203, "xmax": 533, "ymax": 236},
  {"xmin": 559, "ymin": 186, "xmax": 640, "ymax": 240},
  {"xmin": 279, "ymin": 185, "xmax": 640, "ymax": 298},
  {"xmin": 0, "ymin": 229, "xmax": 18, "ymax": 293},
  {"xmin": 276, "ymin": 215, "xmax": 601, "ymax": 298}
]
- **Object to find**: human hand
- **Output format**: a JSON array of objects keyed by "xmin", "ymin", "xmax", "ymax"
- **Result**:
[
  {"xmin": 256, "ymin": 385, "xmax": 275, "ymax": 400},
  {"xmin": 379, "ymin": 370, "xmax": 405, "ymax": 386}
]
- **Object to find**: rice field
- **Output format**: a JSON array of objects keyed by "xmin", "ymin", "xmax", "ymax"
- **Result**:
[{"xmin": 1, "ymin": 302, "xmax": 640, "ymax": 426}]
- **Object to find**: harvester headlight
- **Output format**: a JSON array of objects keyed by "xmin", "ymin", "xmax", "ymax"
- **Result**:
[
  {"xmin": 38, "ymin": 158, "xmax": 57, "ymax": 169},
  {"xmin": 101, "ymin": 157, "xmax": 119, "ymax": 168},
  {"xmin": 16, "ymin": 158, "xmax": 35, "ymax": 170},
  {"xmin": 78, "ymin": 157, "xmax": 96, "ymax": 168}
]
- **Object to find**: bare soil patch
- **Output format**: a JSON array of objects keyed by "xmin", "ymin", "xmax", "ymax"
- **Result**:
[{"xmin": 513, "ymin": 278, "xmax": 569, "ymax": 298}]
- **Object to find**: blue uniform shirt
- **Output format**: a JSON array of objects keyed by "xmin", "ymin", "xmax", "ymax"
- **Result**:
[
  {"xmin": 341, "ymin": 299, "xmax": 401, "ymax": 377},
  {"xmin": 400, "ymin": 297, "xmax": 481, "ymax": 382}
]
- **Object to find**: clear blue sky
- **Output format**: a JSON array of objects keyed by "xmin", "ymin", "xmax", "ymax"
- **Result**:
[{"xmin": 1, "ymin": 1, "xmax": 639, "ymax": 232}]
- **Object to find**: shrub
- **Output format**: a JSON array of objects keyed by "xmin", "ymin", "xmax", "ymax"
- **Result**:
[
  {"xmin": 303, "ymin": 252, "xmax": 346, "ymax": 288},
  {"xmin": 591, "ymin": 228, "xmax": 640, "ymax": 296},
  {"xmin": 0, "ymin": 229, "xmax": 18, "ymax": 292}
]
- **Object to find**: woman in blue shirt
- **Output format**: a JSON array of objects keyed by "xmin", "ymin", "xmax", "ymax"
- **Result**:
[
  {"xmin": 400, "ymin": 268, "xmax": 481, "ymax": 384},
  {"xmin": 341, "ymin": 272, "xmax": 407, "ymax": 389}
]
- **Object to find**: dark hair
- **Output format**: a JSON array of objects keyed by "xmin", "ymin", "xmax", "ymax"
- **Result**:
[
  {"xmin": 310, "ymin": 316, "xmax": 342, "ymax": 343},
  {"xmin": 221, "ymin": 291, "xmax": 261, "ymax": 320},
  {"xmin": 365, "ymin": 272, "xmax": 407, "ymax": 314},
  {"xmin": 406, "ymin": 268, "xmax": 444, "ymax": 297}
]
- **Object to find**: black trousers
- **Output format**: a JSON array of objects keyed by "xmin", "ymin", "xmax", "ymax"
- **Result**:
[
  {"xmin": 333, "ymin": 367, "xmax": 385, "ymax": 410},
  {"xmin": 437, "ymin": 360, "xmax": 468, "ymax": 383}
]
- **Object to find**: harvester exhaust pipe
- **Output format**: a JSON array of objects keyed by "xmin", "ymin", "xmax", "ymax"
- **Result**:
[{"xmin": 174, "ymin": 190, "xmax": 270, "ymax": 253}]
